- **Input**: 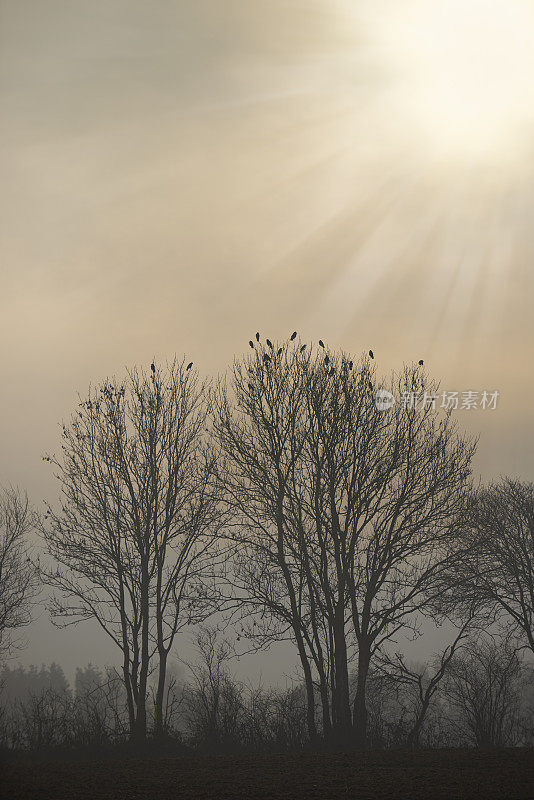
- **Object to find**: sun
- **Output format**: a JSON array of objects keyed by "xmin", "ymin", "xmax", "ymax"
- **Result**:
[{"xmin": 365, "ymin": 0, "xmax": 534, "ymax": 161}]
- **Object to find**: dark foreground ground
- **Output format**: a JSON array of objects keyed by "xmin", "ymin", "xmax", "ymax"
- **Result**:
[{"xmin": 2, "ymin": 748, "xmax": 534, "ymax": 800}]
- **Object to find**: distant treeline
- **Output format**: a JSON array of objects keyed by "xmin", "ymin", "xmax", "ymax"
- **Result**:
[{"xmin": 1, "ymin": 632, "xmax": 533, "ymax": 754}]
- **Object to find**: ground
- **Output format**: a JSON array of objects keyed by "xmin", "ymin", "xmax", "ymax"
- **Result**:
[{"xmin": 2, "ymin": 748, "xmax": 533, "ymax": 799}]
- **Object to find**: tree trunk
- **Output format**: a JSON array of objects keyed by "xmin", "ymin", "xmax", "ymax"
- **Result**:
[
  {"xmin": 294, "ymin": 630, "xmax": 318, "ymax": 744},
  {"xmin": 407, "ymin": 694, "xmax": 431, "ymax": 748},
  {"xmin": 117, "ymin": 574, "xmax": 136, "ymax": 737},
  {"xmin": 353, "ymin": 643, "xmax": 371, "ymax": 749},
  {"xmin": 133, "ymin": 560, "xmax": 150, "ymax": 743},
  {"xmin": 122, "ymin": 659, "xmax": 136, "ymax": 737},
  {"xmin": 332, "ymin": 610, "xmax": 352, "ymax": 745},
  {"xmin": 276, "ymin": 499, "xmax": 317, "ymax": 744},
  {"xmin": 154, "ymin": 648, "xmax": 168, "ymax": 739},
  {"xmin": 318, "ymin": 674, "xmax": 332, "ymax": 741}
]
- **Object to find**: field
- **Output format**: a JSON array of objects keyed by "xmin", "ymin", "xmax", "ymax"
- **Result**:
[{"xmin": 2, "ymin": 748, "xmax": 534, "ymax": 800}]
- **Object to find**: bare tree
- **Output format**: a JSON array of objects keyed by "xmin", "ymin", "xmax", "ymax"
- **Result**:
[
  {"xmin": 376, "ymin": 612, "xmax": 477, "ymax": 747},
  {"xmin": 213, "ymin": 338, "xmax": 475, "ymax": 747},
  {"xmin": 0, "ymin": 487, "xmax": 37, "ymax": 660},
  {"xmin": 182, "ymin": 627, "xmax": 244, "ymax": 752},
  {"xmin": 243, "ymin": 683, "xmax": 308, "ymax": 752},
  {"xmin": 73, "ymin": 665, "xmax": 129, "ymax": 745},
  {"xmin": 459, "ymin": 478, "xmax": 534, "ymax": 654},
  {"xmin": 43, "ymin": 359, "xmax": 224, "ymax": 741},
  {"xmin": 182, "ymin": 628, "xmax": 309, "ymax": 754},
  {"xmin": 444, "ymin": 635, "xmax": 525, "ymax": 747},
  {"xmin": 299, "ymin": 352, "xmax": 475, "ymax": 747},
  {"xmin": 212, "ymin": 340, "xmax": 328, "ymax": 742}
]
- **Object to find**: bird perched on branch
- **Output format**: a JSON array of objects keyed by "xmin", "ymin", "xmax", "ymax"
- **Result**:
[
  {"xmin": 319, "ymin": 340, "xmax": 325, "ymax": 349},
  {"xmin": 369, "ymin": 350, "xmax": 374, "ymax": 359},
  {"xmin": 256, "ymin": 332, "xmax": 260, "ymax": 342},
  {"xmin": 418, "ymin": 359, "xmax": 424, "ymax": 366},
  {"xmin": 249, "ymin": 340, "xmax": 254, "ymax": 349},
  {"xmin": 266, "ymin": 339, "xmax": 273, "ymax": 349},
  {"xmin": 290, "ymin": 331, "xmax": 297, "ymax": 340},
  {"xmin": 300, "ymin": 344, "xmax": 306, "ymax": 352},
  {"xmin": 151, "ymin": 362, "xmax": 155, "ymax": 373},
  {"xmin": 186, "ymin": 362, "xmax": 193, "ymax": 371},
  {"xmin": 277, "ymin": 348, "xmax": 283, "ymax": 356}
]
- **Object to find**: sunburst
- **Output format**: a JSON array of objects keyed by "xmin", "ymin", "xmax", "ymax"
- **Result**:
[{"xmin": 276, "ymin": 0, "xmax": 534, "ymax": 359}]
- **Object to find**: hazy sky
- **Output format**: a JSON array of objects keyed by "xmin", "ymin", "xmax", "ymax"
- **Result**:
[{"xmin": 1, "ymin": 0, "xmax": 534, "ymax": 680}]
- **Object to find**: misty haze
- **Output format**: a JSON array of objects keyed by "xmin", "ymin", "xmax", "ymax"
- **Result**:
[{"xmin": 1, "ymin": 2, "xmax": 534, "ymax": 798}]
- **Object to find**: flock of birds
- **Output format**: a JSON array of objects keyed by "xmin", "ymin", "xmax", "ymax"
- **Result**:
[
  {"xmin": 148, "ymin": 336, "xmax": 424, "ymax": 378},
  {"xmin": 247, "ymin": 332, "xmax": 424, "ymax": 369}
]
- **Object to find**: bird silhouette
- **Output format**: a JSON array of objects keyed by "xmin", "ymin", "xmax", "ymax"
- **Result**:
[
  {"xmin": 290, "ymin": 331, "xmax": 297, "ymax": 340},
  {"xmin": 418, "ymin": 359, "xmax": 424, "ymax": 366},
  {"xmin": 151, "ymin": 362, "xmax": 155, "ymax": 373},
  {"xmin": 300, "ymin": 344, "xmax": 306, "ymax": 352},
  {"xmin": 249, "ymin": 340, "xmax": 254, "ymax": 349},
  {"xmin": 186, "ymin": 362, "xmax": 193, "ymax": 371},
  {"xmin": 319, "ymin": 340, "xmax": 325, "ymax": 348},
  {"xmin": 369, "ymin": 350, "xmax": 374, "ymax": 359},
  {"xmin": 256, "ymin": 332, "xmax": 260, "ymax": 342},
  {"xmin": 277, "ymin": 348, "xmax": 283, "ymax": 356},
  {"xmin": 266, "ymin": 339, "xmax": 273, "ymax": 349}
]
